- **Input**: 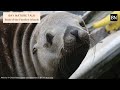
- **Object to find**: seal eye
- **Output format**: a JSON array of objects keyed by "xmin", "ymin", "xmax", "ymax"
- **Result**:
[
  {"xmin": 79, "ymin": 22, "xmax": 85, "ymax": 27},
  {"xmin": 46, "ymin": 33, "xmax": 54, "ymax": 45},
  {"xmin": 79, "ymin": 21, "xmax": 87, "ymax": 31},
  {"xmin": 33, "ymin": 47, "xmax": 37, "ymax": 54}
]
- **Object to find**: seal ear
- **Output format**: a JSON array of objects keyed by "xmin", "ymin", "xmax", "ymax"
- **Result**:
[{"xmin": 33, "ymin": 44, "xmax": 38, "ymax": 54}]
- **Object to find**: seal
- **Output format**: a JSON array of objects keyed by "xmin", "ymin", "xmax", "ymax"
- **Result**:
[{"xmin": 30, "ymin": 11, "xmax": 90, "ymax": 79}]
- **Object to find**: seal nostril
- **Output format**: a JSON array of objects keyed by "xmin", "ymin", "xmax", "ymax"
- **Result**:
[{"xmin": 70, "ymin": 30, "xmax": 78, "ymax": 37}]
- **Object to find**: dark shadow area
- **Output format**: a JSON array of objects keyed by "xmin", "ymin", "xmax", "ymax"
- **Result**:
[{"xmin": 98, "ymin": 53, "xmax": 120, "ymax": 79}]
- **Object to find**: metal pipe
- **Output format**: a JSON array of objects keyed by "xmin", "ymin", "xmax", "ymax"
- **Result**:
[{"xmin": 69, "ymin": 30, "xmax": 120, "ymax": 79}]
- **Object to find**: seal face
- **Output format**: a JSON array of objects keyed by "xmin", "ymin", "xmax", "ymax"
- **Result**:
[{"xmin": 32, "ymin": 11, "xmax": 90, "ymax": 79}]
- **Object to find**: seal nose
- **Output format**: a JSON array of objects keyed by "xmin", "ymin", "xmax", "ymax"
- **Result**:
[
  {"xmin": 70, "ymin": 29, "xmax": 88, "ymax": 40},
  {"xmin": 64, "ymin": 26, "xmax": 89, "ymax": 44}
]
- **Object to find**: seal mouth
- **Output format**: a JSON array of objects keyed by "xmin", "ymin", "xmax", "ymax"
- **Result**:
[
  {"xmin": 61, "ymin": 40, "xmax": 88, "ymax": 55},
  {"xmin": 57, "ymin": 42, "xmax": 90, "ymax": 79}
]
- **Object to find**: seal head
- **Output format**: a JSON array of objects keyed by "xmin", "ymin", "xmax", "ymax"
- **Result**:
[{"xmin": 32, "ymin": 12, "xmax": 90, "ymax": 79}]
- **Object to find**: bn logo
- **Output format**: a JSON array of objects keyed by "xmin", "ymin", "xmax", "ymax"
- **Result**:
[{"xmin": 110, "ymin": 14, "xmax": 118, "ymax": 21}]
